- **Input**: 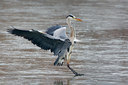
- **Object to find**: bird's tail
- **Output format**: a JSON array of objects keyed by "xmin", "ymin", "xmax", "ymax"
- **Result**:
[{"xmin": 54, "ymin": 56, "xmax": 65, "ymax": 66}]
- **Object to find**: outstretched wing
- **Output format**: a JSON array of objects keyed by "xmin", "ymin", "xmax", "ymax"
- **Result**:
[
  {"xmin": 45, "ymin": 25, "xmax": 68, "ymax": 40},
  {"xmin": 45, "ymin": 25, "xmax": 62, "ymax": 36},
  {"xmin": 7, "ymin": 28, "xmax": 71, "ymax": 56}
]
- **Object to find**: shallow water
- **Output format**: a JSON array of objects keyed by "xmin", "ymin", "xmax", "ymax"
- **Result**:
[{"xmin": 0, "ymin": 0, "xmax": 128, "ymax": 85}]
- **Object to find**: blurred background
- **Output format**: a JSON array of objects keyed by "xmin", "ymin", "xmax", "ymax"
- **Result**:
[{"xmin": 0, "ymin": 0, "xmax": 128, "ymax": 85}]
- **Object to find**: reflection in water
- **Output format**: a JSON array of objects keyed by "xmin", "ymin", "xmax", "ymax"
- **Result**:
[
  {"xmin": 54, "ymin": 80, "xmax": 64, "ymax": 85},
  {"xmin": 54, "ymin": 79, "xmax": 71, "ymax": 85}
]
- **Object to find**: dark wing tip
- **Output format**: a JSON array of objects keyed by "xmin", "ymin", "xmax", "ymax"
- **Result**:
[
  {"xmin": 7, "ymin": 26, "xmax": 17, "ymax": 34},
  {"xmin": 7, "ymin": 29, "xmax": 14, "ymax": 34}
]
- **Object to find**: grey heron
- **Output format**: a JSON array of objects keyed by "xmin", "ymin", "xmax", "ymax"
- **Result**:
[{"xmin": 7, "ymin": 14, "xmax": 84, "ymax": 76}]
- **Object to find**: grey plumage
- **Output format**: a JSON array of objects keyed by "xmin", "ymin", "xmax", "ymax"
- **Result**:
[
  {"xmin": 7, "ymin": 14, "xmax": 83, "ymax": 76},
  {"xmin": 45, "ymin": 25, "xmax": 62, "ymax": 36},
  {"xmin": 7, "ymin": 29, "xmax": 71, "ymax": 61},
  {"xmin": 54, "ymin": 39, "xmax": 71, "ymax": 66}
]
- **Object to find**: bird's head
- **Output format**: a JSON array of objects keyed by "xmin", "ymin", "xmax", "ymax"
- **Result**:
[{"xmin": 66, "ymin": 14, "xmax": 82, "ymax": 22}]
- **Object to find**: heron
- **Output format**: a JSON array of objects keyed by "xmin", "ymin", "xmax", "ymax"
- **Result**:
[{"xmin": 7, "ymin": 14, "xmax": 84, "ymax": 76}]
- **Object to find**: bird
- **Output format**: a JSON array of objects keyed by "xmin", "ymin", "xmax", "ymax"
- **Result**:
[{"xmin": 7, "ymin": 14, "xmax": 84, "ymax": 76}]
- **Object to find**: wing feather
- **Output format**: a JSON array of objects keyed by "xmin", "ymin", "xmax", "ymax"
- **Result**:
[
  {"xmin": 45, "ymin": 25, "xmax": 62, "ymax": 36},
  {"xmin": 7, "ymin": 28, "xmax": 70, "ymax": 55},
  {"xmin": 45, "ymin": 25, "xmax": 68, "ymax": 40}
]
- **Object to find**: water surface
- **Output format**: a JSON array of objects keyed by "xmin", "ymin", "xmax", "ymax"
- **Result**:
[{"xmin": 0, "ymin": 0, "xmax": 128, "ymax": 85}]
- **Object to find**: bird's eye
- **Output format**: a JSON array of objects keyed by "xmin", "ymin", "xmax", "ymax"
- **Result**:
[
  {"xmin": 72, "ymin": 16, "xmax": 76, "ymax": 19},
  {"xmin": 66, "ymin": 14, "xmax": 76, "ymax": 20}
]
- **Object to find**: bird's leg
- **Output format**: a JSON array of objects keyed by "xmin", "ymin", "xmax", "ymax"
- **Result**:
[
  {"xmin": 67, "ymin": 59, "xmax": 84, "ymax": 76},
  {"xmin": 67, "ymin": 64, "xmax": 84, "ymax": 76},
  {"xmin": 66, "ymin": 46, "xmax": 84, "ymax": 76}
]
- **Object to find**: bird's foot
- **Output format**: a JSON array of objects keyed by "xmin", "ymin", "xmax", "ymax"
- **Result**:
[
  {"xmin": 57, "ymin": 62, "xmax": 63, "ymax": 66},
  {"xmin": 74, "ymin": 73, "xmax": 84, "ymax": 76},
  {"xmin": 67, "ymin": 64, "xmax": 84, "ymax": 76}
]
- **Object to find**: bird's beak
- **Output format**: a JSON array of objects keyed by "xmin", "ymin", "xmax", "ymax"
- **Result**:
[{"xmin": 74, "ymin": 18, "xmax": 83, "ymax": 22}]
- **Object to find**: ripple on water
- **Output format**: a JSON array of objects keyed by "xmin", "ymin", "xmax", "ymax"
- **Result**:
[{"xmin": 0, "ymin": 0, "xmax": 128, "ymax": 85}]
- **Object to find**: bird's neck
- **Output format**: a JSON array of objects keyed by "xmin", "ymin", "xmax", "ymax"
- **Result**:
[{"xmin": 67, "ymin": 19, "xmax": 75, "ymax": 44}]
